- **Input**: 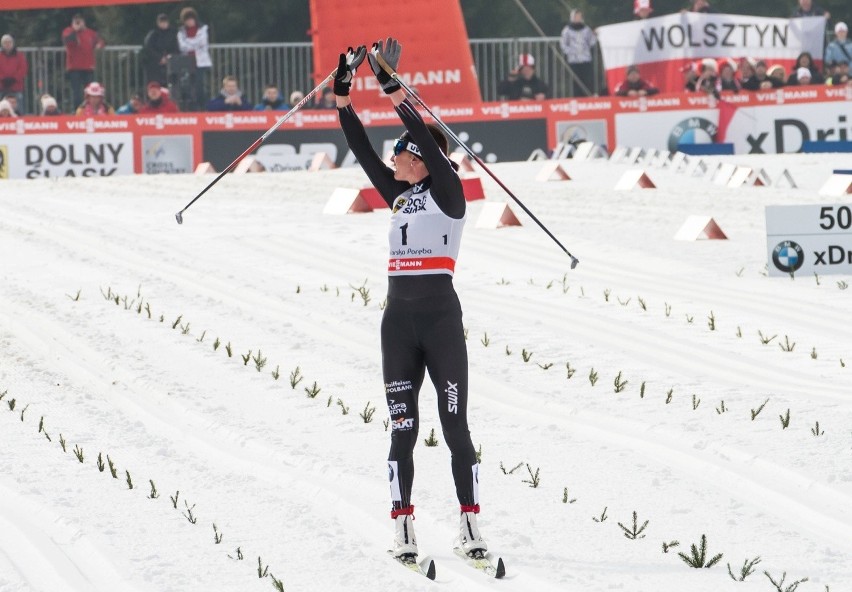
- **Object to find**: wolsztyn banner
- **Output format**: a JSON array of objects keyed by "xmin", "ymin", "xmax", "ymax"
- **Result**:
[{"xmin": 597, "ymin": 13, "xmax": 826, "ymax": 95}]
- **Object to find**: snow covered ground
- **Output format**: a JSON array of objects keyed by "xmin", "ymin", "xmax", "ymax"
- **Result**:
[{"xmin": 1, "ymin": 150, "xmax": 850, "ymax": 592}]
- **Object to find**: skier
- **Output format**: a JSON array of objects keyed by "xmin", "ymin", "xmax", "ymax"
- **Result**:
[{"xmin": 333, "ymin": 40, "xmax": 487, "ymax": 564}]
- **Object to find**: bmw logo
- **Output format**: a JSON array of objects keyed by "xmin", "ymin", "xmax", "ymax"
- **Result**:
[
  {"xmin": 668, "ymin": 117, "xmax": 718, "ymax": 152},
  {"xmin": 772, "ymin": 240, "xmax": 804, "ymax": 273}
]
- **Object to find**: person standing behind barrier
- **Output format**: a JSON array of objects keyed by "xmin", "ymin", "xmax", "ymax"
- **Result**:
[
  {"xmin": 793, "ymin": 0, "xmax": 830, "ymax": 20},
  {"xmin": 634, "ymin": 0, "xmax": 653, "ymax": 19},
  {"xmin": 786, "ymin": 51, "xmax": 824, "ymax": 84},
  {"xmin": 825, "ymin": 23, "xmax": 852, "ymax": 71},
  {"xmin": 0, "ymin": 34, "xmax": 27, "ymax": 115},
  {"xmin": 142, "ymin": 13, "xmax": 179, "ymax": 86},
  {"xmin": 560, "ymin": 9, "xmax": 598, "ymax": 97},
  {"xmin": 177, "ymin": 7, "xmax": 212, "ymax": 111},
  {"xmin": 62, "ymin": 13, "xmax": 105, "ymax": 110}
]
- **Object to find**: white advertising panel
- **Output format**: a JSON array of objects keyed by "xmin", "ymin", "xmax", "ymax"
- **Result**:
[
  {"xmin": 766, "ymin": 204, "xmax": 852, "ymax": 277},
  {"xmin": 0, "ymin": 133, "xmax": 134, "ymax": 179},
  {"xmin": 615, "ymin": 99, "xmax": 849, "ymax": 154}
]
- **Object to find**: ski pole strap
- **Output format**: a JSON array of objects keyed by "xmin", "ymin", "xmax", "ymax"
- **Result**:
[
  {"xmin": 460, "ymin": 504, "xmax": 480, "ymax": 514},
  {"xmin": 391, "ymin": 505, "xmax": 415, "ymax": 519}
]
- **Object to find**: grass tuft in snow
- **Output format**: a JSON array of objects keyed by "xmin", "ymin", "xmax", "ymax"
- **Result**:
[
  {"xmin": 521, "ymin": 348, "xmax": 533, "ymax": 362},
  {"xmin": 182, "ymin": 500, "xmax": 197, "ymax": 524},
  {"xmin": 779, "ymin": 409, "xmax": 791, "ymax": 429},
  {"xmin": 304, "ymin": 381, "xmax": 321, "ymax": 399},
  {"xmin": 618, "ymin": 511, "xmax": 649, "ymax": 540},
  {"xmin": 170, "ymin": 490, "xmax": 179, "ymax": 509},
  {"xmin": 148, "ymin": 480, "xmax": 159, "ymax": 499},
  {"xmin": 213, "ymin": 523, "xmax": 223, "ymax": 544},
  {"xmin": 566, "ymin": 362, "xmax": 576, "ymax": 379},
  {"xmin": 59, "ymin": 433, "xmax": 66, "ymax": 452},
  {"xmin": 423, "ymin": 428, "xmax": 439, "ymax": 447},
  {"xmin": 728, "ymin": 556, "xmax": 761, "ymax": 581},
  {"xmin": 759, "ymin": 330, "xmax": 777, "ymax": 345},
  {"xmin": 73, "ymin": 444, "xmax": 84, "ymax": 463},
  {"xmin": 522, "ymin": 464, "xmax": 541, "ymax": 488},
  {"xmin": 66, "ymin": 288, "xmax": 82, "ymax": 301},
  {"xmin": 359, "ymin": 402, "xmax": 376, "ymax": 423},
  {"xmin": 289, "ymin": 366, "xmax": 303, "ymax": 389},
  {"xmin": 592, "ymin": 507, "xmax": 608, "ymax": 523},
  {"xmin": 811, "ymin": 421, "xmax": 824, "ymax": 436},
  {"xmin": 253, "ymin": 350, "xmax": 267, "ymax": 372},
  {"xmin": 779, "ymin": 336, "xmax": 796, "ymax": 352},
  {"xmin": 613, "ymin": 371, "xmax": 628, "ymax": 393},
  {"xmin": 500, "ymin": 461, "xmax": 523, "ymax": 475},
  {"xmin": 678, "ymin": 534, "xmax": 723, "ymax": 568},
  {"xmin": 336, "ymin": 398, "xmax": 349, "ymax": 415},
  {"xmin": 257, "ymin": 556, "xmax": 269, "ymax": 578},
  {"xmin": 97, "ymin": 452, "xmax": 105, "ymax": 472},
  {"xmin": 589, "ymin": 368, "xmax": 599, "ymax": 386},
  {"xmin": 107, "ymin": 455, "xmax": 117, "ymax": 478},
  {"xmin": 271, "ymin": 365, "xmax": 280, "ymax": 380},
  {"xmin": 481, "ymin": 332, "xmax": 490, "ymax": 347},
  {"xmin": 662, "ymin": 540, "xmax": 680, "ymax": 553},
  {"xmin": 707, "ymin": 311, "xmax": 716, "ymax": 331},
  {"xmin": 562, "ymin": 487, "xmax": 577, "ymax": 504},
  {"xmin": 125, "ymin": 470, "xmax": 133, "ymax": 489},
  {"xmin": 751, "ymin": 398, "xmax": 769, "ymax": 421},
  {"xmin": 764, "ymin": 570, "xmax": 808, "ymax": 592}
]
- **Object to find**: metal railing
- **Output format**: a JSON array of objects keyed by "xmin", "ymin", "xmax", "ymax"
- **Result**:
[{"xmin": 17, "ymin": 38, "xmax": 604, "ymax": 115}]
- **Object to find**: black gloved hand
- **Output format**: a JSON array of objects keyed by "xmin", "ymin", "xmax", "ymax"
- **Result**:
[
  {"xmin": 367, "ymin": 37, "xmax": 402, "ymax": 94},
  {"xmin": 333, "ymin": 45, "xmax": 367, "ymax": 97}
]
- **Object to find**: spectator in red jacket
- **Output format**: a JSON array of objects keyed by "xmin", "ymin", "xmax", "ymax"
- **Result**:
[
  {"xmin": 62, "ymin": 13, "xmax": 105, "ymax": 110},
  {"xmin": 614, "ymin": 65, "xmax": 659, "ymax": 96},
  {"xmin": 0, "ymin": 34, "xmax": 28, "ymax": 114},
  {"xmin": 139, "ymin": 81, "xmax": 179, "ymax": 113}
]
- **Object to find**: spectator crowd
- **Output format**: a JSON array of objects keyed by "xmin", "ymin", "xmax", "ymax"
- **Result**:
[{"xmin": 0, "ymin": 0, "xmax": 850, "ymax": 117}]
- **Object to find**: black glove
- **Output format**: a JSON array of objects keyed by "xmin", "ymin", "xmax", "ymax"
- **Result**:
[
  {"xmin": 332, "ymin": 45, "xmax": 367, "ymax": 97},
  {"xmin": 367, "ymin": 37, "xmax": 402, "ymax": 94}
]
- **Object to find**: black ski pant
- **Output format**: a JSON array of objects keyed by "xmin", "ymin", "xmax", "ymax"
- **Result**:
[{"xmin": 382, "ymin": 291, "xmax": 479, "ymax": 510}]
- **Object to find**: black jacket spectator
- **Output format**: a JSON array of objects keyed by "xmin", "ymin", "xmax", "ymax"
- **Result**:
[{"xmin": 141, "ymin": 14, "xmax": 179, "ymax": 85}]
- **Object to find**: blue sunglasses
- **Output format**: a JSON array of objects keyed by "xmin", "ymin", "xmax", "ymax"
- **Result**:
[{"xmin": 393, "ymin": 138, "xmax": 421, "ymax": 157}]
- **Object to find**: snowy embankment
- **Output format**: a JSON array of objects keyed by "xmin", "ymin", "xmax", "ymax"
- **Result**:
[{"xmin": 0, "ymin": 152, "xmax": 850, "ymax": 592}]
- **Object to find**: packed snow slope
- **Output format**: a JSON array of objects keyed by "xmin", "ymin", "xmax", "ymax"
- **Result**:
[{"xmin": 1, "ymin": 152, "xmax": 850, "ymax": 592}]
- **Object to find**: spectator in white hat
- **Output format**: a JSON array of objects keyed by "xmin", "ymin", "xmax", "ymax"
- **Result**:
[
  {"xmin": 559, "ymin": 9, "xmax": 598, "ymax": 96},
  {"xmin": 497, "ymin": 53, "xmax": 550, "ymax": 101},
  {"xmin": 824, "ymin": 22, "xmax": 852, "ymax": 71},
  {"xmin": 40, "ymin": 93, "xmax": 61, "ymax": 115},
  {"xmin": 786, "ymin": 52, "xmax": 824, "ymax": 85},
  {"xmin": 634, "ymin": 0, "xmax": 653, "ymax": 19},
  {"xmin": 793, "ymin": 67, "xmax": 813, "ymax": 85},
  {"xmin": 75, "ymin": 81, "xmax": 115, "ymax": 115},
  {"xmin": 0, "ymin": 97, "xmax": 16, "ymax": 117}
]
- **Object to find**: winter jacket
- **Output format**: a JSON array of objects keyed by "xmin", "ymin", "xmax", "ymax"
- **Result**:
[
  {"xmin": 142, "ymin": 26, "xmax": 180, "ymax": 81},
  {"xmin": 177, "ymin": 23, "xmax": 212, "ymax": 68},
  {"xmin": 614, "ymin": 78, "xmax": 659, "ymax": 96},
  {"xmin": 206, "ymin": 92, "xmax": 252, "ymax": 111},
  {"xmin": 824, "ymin": 39, "xmax": 852, "ymax": 70},
  {"xmin": 75, "ymin": 100, "xmax": 115, "ymax": 116},
  {"xmin": 139, "ymin": 95, "xmax": 180, "ymax": 114},
  {"xmin": 0, "ymin": 47, "xmax": 28, "ymax": 93},
  {"xmin": 560, "ymin": 22, "xmax": 597, "ymax": 64},
  {"xmin": 62, "ymin": 26, "xmax": 104, "ymax": 71}
]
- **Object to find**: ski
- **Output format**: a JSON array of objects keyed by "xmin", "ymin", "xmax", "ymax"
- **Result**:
[
  {"xmin": 387, "ymin": 551, "xmax": 436, "ymax": 580},
  {"xmin": 453, "ymin": 547, "xmax": 506, "ymax": 579}
]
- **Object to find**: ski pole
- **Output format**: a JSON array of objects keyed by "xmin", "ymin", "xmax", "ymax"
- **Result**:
[
  {"xmin": 175, "ymin": 71, "xmax": 336, "ymax": 225},
  {"xmin": 374, "ymin": 53, "xmax": 579, "ymax": 269}
]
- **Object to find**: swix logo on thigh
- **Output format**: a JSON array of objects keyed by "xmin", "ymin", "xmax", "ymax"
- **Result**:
[
  {"xmin": 392, "ymin": 417, "xmax": 415, "ymax": 431},
  {"xmin": 446, "ymin": 381, "xmax": 459, "ymax": 414}
]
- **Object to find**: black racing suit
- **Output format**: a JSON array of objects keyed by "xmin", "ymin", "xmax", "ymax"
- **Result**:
[{"xmin": 338, "ymin": 99, "xmax": 479, "ymax": 511}]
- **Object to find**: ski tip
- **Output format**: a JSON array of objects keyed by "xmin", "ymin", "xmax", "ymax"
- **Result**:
[
  {"xmin": 424, "ymin": 559, "xmax": 436, "ymax": 580},
  {"xmin": 495, "ymin": 557, "xmax": 506, "ymax": 579}
]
